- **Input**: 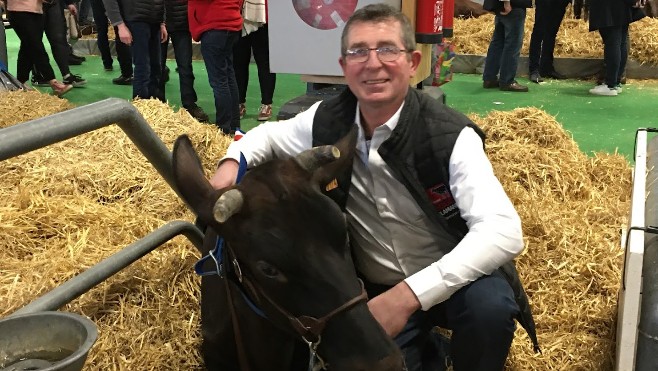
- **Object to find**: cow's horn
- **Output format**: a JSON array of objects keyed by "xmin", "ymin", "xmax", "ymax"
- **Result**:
[
  {"xmin": 294, "ymin": 145, "xmax": 341, "ymax": 172},
  {"xmin": 213, "ymin": 189, "xmax": 244, "ymax": 223}
]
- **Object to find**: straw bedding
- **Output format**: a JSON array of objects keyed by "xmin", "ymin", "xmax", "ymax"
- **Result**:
[
  {"xmin": 453, "ymin": 9, "xmax": 658, "ymax": 66},
  {"xmin": 0, "ymin": 91, "xmax": 631, "ymax": 370}
]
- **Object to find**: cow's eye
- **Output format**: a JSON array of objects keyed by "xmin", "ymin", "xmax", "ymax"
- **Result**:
[{"xmin": 256, "ymin": 261, "xmax": 283, "ymax": 279}]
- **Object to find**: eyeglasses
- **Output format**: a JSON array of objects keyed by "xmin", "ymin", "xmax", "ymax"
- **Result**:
[{"xmin": 343, "ymin": 46, "xmax": 410, "ymax": 64}]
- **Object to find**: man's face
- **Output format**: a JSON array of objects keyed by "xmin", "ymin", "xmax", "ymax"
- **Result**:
[{"xmin": 339, "ymin": 20, "xmax": 421, "ymax": 110}]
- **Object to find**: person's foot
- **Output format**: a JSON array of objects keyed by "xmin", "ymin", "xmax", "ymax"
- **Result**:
[
  {"xmin": 541, "ymin": 70, "xmax": 567, "ymax": 80},
  {"xmin": 499, "ymin": 81, "xmax": 529, "ymax": 92},
  {"xmin": 112, "ymin": 75, "xmax": 133, "ymax": 85},
  {"xmin": 162, "ymin": 66, "xmax": 170, "ymax": 83},
  {"xmin": 31, "ymin": 76, "xmax": 50, "ymax": 87},
  {"xmin": 51, "ymin": 82, "xmax": 73, "ymax": 97},
  {"xmin": 614, "ymin": 84, "xmax": 623, "ymax": 93},
  {"xmin": 63, "ymin": 73, "xmax": 87, "ymax": 87},
  {"xmin": 482, "ymin": 79, "xmax": 499, "ymax": 89},
  {"xmin": 589, "ymin": 84, "xmax": 618, "ymax": 96},
  {"xmin": 258, "ymin": 104, "xmax": 272, "ymax": 121},
  {"xmin": 185, "ymin": 104, "xmax": 210, "ymax": 123},
  {"xmin": 529, "ymin": 71, "xmax": 543, "ymax": 84},
  {"xmin": 239, "ymin": 103, "xmax": 246, "ymax": 119},
  {"xmin": 104, "ymin": 65, "xmax": 114, "ymax": 72}
]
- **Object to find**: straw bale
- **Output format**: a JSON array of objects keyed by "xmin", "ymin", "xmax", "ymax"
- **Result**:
[
  {"xmin": 469, "ymin": 108, "xmax": 631, "ymax": 370},
  {"xmin": 0, "ymin": 92, "xmax": 232, "ymax": 369},
  {"xmin": 0, "ymin": 92, "xmax": 631, "ymax": 370},
  {"xmin": 452, "ymin": 9, "xmax": 658, "ymax": 65},
  {"xmin": 0, "ymin": 91, "xmax": 74, "ymax": 128}
]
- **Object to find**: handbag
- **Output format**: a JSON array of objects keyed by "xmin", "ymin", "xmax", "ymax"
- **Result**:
[{"xmin": 64, "ymin": 9, "xmax": 80, "ymax": 40}]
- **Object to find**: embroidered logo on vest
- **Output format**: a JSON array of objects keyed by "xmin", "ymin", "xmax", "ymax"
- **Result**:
[
  {"xmin": 326, "ymin": 178, "xmax": 338, "ymax": 192},
  {"xmin": 426, "ymin": 183, "xmax": 460, "ymax": 219}
]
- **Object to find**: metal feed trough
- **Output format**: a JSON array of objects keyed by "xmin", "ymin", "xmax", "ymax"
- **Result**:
[{"xmin": 0, "ymin": 99, "xmax": 203, "ymax": 370}]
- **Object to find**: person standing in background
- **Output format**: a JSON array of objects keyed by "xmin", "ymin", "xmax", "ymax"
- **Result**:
[
  {"xmin": 161, "ymin": 0, "xmax": 210, "ymax": 122},
  {"xmin": 89, "ymin": 0, "xmax": 133, "ymax": 85},
  {"xmin": 103, "ymin": 0, "xmax": 167, "ymax": 100},
  {"xmin": 588, "ymin": 0, "xmax": 645, "ymax": 96},
  {"xmin": 188, "ymin": 0, "xmax": 244, "ymax": 135},
  {"xmin": 0, "ymin": 0, "xmax": 8, "ymax": 68},
  {"xmin": 7, "ymin": 0, "xmax": 73, "ymax": 96},
  {"xmin": 527, "ymin": 0, "xmax": 570, "ymax": 83},
  {"xmin": 482, "ymin": 0, "xmax": 532, "ymax": 92},
  {"xmin": 233, "ymin": 0, "xmax": 276, "ymax": 122}
]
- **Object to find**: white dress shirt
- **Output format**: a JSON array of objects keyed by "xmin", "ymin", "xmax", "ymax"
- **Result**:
[{"xmin": 223, "ymin": 101, "xmax": 524, "ymax": 310}]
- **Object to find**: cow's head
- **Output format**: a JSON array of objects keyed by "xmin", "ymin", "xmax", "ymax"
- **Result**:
[{"xmin": 172, "ymin": 129, "xmax": 404, "ymax": 370}]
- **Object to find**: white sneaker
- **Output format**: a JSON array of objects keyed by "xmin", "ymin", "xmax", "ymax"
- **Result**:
[
  {"xmin": 589, "ymin": 84, "xmax": 618, "ymax": 96},
  {"xmin": 614, "ymin": 84, "xmax": 623, "ymax": 93}
]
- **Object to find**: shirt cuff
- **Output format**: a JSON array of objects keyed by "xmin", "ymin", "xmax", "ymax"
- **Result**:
[{"xmin": 404, "ymin": 265, "xmax": 450, "ymax": 311}]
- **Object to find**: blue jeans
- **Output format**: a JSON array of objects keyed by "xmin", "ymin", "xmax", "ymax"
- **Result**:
[
  {"xmin": 599, "ymin": 25, "xmax": 629, "ymax": 88},
  {"xmin": 161, "ymin": 31, "xmax": 198, "ymax": 109},
  {"xmin": 126, "ymin": 21, "xmax": 163, "ymax": 100},
  {"xmin": 201, "ymin": 29, "xmax": 241, "ymax": 133},
  {"xmin": 366, "ymin": 271, "xmax": 519, "ymax": 371},
  {"xmin": 483, "ymin": 8, "xmax": 526, "ymax": 86}
]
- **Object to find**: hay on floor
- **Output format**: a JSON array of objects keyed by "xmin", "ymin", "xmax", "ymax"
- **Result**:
[
  {"xmin": 0, "ymin": 91, "xmax": 631, "ymax": 370},
  {"xmin": 453, "ymin": 9, "xmax": 658, "ymax": 66}
]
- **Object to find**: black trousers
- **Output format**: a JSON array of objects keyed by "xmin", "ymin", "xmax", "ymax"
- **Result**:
[
  {"xmin": 35, "ymin": 1, "xmax": 71, "ymax": 78},
  {"xmin": 599, "ymin": 24, "xmax": 629, "ymax": 88},
  {"xmin": 528, "ymin": 0, "xmax": 570, "ymax": 74},
  {"xmin": 7, "ymin": 11, "xmax": 57, "ymax": 83},
  {"xmin": 160, "ymin": 30, "xmax": 198, "ymax": 108},
  {"xmin": 232, "ymin": 25, "xmax": 276, "ymax": 105}
]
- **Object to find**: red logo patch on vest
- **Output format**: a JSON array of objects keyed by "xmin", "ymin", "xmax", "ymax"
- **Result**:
[{"xmin": 426, "ymin": 183, "xmax": 459, "ymax": 217}]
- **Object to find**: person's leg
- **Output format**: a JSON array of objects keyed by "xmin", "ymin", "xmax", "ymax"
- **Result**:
[
  {"xmin": 251, "ymin": 25, "xmax": 276, "ymax": 105},
  {"xmin": 442, "ymin": 271, "xmax": 519, "ymax": 371},
  {"xmin": 482, "ymin": 15, "xmax": 505, "ymax": 84},
  {"xmin": 200, "ymin": 30, "xmax": 241, "ymax": 133},
  {"xmin": 539, "ymin": 0, "xmax": 569, "ymax": 75},
  {"xmin": 90, "ymin": 0, "xmax": 112, "ymax": 70},
  {"xmin": 233, "ymin": 32, "xmax": 251, "ymax": 105},
  {"xmin": 42, "ymin": 2, "xmax": 72, "ymax": 77},
  {"xmin": 126, "ymin": 21, "xmax": 152, "ymax": 99},
  {"xmin": 146, "ymin": 22, "xmax": 163, "ymax": 100},
  {"xmin": 114, "ymin": 26, "xmax": 133, "ymax": 79},
  {"xmin": 528, "ymin": 0, "xmax": 548, "ymax": 75},
  {"xmin": 171, "ymin": 31, "xmax": 198, "ymax": 109},
  {"xmin": 598, "ymin": 26, "xmax": 622, "ymax": 89},
  {"xmin": 0, "ymin": 13, "xmax": 7, "ymax": 68},
  {"xmin": 617, "ymin": 24, "xmax": 629, "ymax": 86},
  {"xmin": 497, "ymin": 8, "xmax": 526, "ymax": 86}
]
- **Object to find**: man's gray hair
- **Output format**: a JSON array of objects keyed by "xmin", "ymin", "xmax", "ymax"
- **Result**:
[{"xmin": 340, "ymin": 3, "xmax": 416, "ymax": 56}]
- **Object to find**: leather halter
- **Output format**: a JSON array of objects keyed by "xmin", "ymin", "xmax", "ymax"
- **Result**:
[{"xmin": 224, "ymin": 245, "xmax": 369, "ymax": 371}]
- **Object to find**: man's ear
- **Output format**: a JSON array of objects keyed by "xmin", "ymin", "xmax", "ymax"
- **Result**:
[
  {"xmin": 339, "ymin": 56, "xmax": 347, "ymax": 73},
  {"xmin": 409, "ymin": 49, "xmax": 422, "ymax": 76}
]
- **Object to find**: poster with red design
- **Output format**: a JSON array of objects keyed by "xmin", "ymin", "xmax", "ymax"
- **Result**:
[{"xmin": 270, "ymin": 0, "xmax": 401, "ymax": 76}]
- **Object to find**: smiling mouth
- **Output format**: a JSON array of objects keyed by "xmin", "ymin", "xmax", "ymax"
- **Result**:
[{"xmin": 364, "ymin": 79, "xmax": 388, "ymax": 84}]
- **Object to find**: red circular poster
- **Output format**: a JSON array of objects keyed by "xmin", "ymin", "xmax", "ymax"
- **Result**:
[{"xmin": 292, "ymin": 0, "xmax": 359, "ymax": 30}]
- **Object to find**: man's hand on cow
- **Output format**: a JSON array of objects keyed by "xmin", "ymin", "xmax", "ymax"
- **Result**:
[
  {"xmin": 500, "ymin": 1, "xmax": 512, "ymax": 15},
  {"xmin": 367, "ymin": 281, "xmax": 421, "ymax": 338},
  {"xmin": 210, "ymin": 159, "xmax": 239, "ymax": 190}
]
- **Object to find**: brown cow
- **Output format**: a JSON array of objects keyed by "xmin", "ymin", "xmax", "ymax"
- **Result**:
[
  {"xmin": 454, "ymin": 0, "xmax": 488, "ymax": 18},
  {"xmin": 172, "ymin": 130, "xmax": 405, "ymax": 371}
]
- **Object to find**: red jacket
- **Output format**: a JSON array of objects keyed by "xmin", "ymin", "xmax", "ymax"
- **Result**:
[{"xmin": 188, "ymin": 0, "xmax": 244, "ymax": 41}]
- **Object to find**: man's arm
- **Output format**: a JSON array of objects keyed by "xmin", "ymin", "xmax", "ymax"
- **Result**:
[
  {"xmin": 101, "ymin": 0, "xmax": 132, "ymax": 45},
  {"xmin": 404, "ymin": 127, "xmax": 524, "ymax": 310},
  {"xmin": 208, "ymin": 101, "xmax": 322, "ymax": 190}
]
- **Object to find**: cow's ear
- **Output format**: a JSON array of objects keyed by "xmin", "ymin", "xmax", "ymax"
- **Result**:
[
  {"xmin": 172, "ymin": 135, "xmax": 222, "ymax": 222},
  {"xmin": 311, "ymin": 126, "xmax": 357, "ymax": 186}
]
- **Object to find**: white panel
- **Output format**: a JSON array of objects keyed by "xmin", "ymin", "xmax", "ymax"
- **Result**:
[
  {"xmin": 269, "ymin": 0, "xmax": 402, "ymax": 76},
  {"xmin": 615, "ymin": 130, "xmax": 647, "ymax": 371}
]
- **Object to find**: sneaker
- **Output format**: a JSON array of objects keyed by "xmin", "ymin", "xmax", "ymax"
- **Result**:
[
  {"xmin": 31, "ymin": 77, "xmax": 50, "ymax": 87},
  {"xmin": 104, "ymin": 65, "xmax": 114, "ymax": 72},
  {"xmin": 52, "ymin": 83, "xmax": 73, "ymax": 97},
  {"xmin": 540, "ymin": 70, "xmax": 567, "ymax": 80},
  {"xmin": 63, "ymin": 74, "xmax": 87, "ymax": 87},
  {"xmin": 589, "ymin": 84, "xmax": 618, "ymax": 96},
  {"xmin": 614, "ymin": 84, "xmax": 623, "ymax": 93},
  {"xmin": 185, "ymin": 104, "xmax": 210, "ymax": 123},
  {"xmin": 239, "ymin": 103, "xmax": 246, "ymax": 119},
  {"xmin": 112, "ymin": 75, "xmax": 133, "ymax": 85},
  {"xmin": 529, "ymin": 71, "xmax": 543, "ymax": 84},
  {"xmin": 257, "ymin": 104, "xmax": 272, "ymax": 121}
]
